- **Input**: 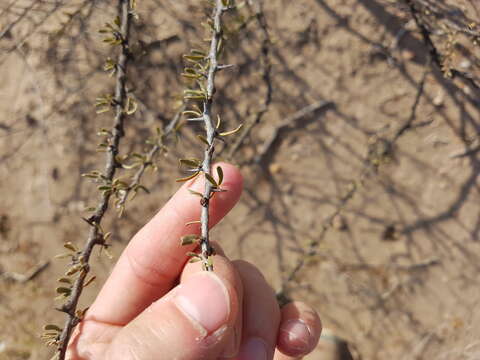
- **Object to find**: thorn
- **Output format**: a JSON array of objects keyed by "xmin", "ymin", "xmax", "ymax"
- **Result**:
[
  {"xmin": 81, "ymin": 217, "xmax": 95, "ymax": 226},
  {"xmin": 187, "ymin": 117, "xmax": 204, "ymax": 122},
  {"xmin": 217, "ymin": 64, "xmax": 235, "ymax": 70}
]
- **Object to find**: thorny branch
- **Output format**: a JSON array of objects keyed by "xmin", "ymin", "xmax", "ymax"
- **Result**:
[
  {"xmin": 197, "ymin": 0, "xmax": 231, "ymax": 271},
  {"xmin": 53, "ymin": 1, "xmax": 133, "ymax": 358}
]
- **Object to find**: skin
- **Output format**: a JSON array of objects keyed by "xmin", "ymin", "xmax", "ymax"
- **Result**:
[{"xmin": 66, "ymin": 162, "xmax": 322, "ymax": 360}]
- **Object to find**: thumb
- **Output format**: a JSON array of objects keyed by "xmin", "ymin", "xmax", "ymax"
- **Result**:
[{"xmin": 106, "ymin": 271, "xmax": 239, "ymax": 360}]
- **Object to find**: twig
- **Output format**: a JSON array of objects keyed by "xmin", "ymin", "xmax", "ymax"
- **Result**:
[
  {"xmin": 1, "ymin": 260, "xmax": 50, "ymax": 283},
  {"xmin": 226, "ymin": 0, "xmax": 272, "ymax": 160},
  {"xmin": 117, "ymin": 107, "xmax": 184, "ymax": 211},
  {"xmin": 54, "ymin": 1, "xmax": 133, "ymax": 358},
  {"xmin": 195, "ymin": 0, "xmax": 231, "ymax": 272}
]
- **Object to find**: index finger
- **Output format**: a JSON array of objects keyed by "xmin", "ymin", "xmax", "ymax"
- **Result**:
[{"xmin": 87, "ymin": 162, "xmax": 243, "ymax": 325}]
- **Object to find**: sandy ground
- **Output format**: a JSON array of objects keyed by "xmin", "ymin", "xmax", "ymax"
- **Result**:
[{"xmin": 1, "ymin": 0, "xmax": 480, "ymax": 359}]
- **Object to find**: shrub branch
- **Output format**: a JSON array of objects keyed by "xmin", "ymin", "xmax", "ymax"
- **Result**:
[
  {"xmin": 198, "ymin": 0, "xmax": 229, "ymax": 271},
  {"xmin": 117, "ymin": 108, "xmax": 184, "ymax": 212},
  {"xmin": 50, "ymin": 1, "xmax": 133, "ymax": 358}
]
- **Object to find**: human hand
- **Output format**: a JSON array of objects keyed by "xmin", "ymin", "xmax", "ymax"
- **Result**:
[{"xmin": 67, "ymin": 163, "xmax": 322, "ymax": 359}]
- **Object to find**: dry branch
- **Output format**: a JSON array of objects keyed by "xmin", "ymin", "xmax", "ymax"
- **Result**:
[{"xmin": 51, "ymin": 1, "xmax": 133, "ymax": 358}]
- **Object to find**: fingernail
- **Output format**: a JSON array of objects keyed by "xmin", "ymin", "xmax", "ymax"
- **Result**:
[
  {"xmin": 238, "ymin": 337, "xmax": 268, "ymax": 360},
  {"xmin": 174, "ymin": 272, "xmax": 230, "ymax": 333},
  {"xmin": 279, "ymin": 319, "xmax": 312, "ymax": 353}
]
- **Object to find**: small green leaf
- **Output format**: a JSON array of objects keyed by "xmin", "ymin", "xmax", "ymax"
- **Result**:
[
  {"xmin": 63, "ymin": 242, "xmax": 78, "ymax": 252},
  {"xmin": 207, "ymin": 256, "xmax": 214, "ymax": 268},
  {"xmin": 186, "ymin": 251, "xmax": 200, "ymax": 258},
  {"xmin": 125, "ymin": 97, "xmax": 138, "ymax": 115},
  {"xmin": 66, "ymin": 264, "xmax": 82, "ymax": 276},
  {"xmin": 191, "ymin": 49, "xmax": 206, "ymax": 56},
  {"xmin": 44, "ymin": 324, "xmax": 62, "ymax": 332},
  {"xmin": 181, "ymin": 234, "xmax": 200, "ymax": 246},
  {"xmin": 216, "ymin": 166, "xmax": 224, "ymax": 186},
  {"xmin": 179, "ymin": 158, "xmax": 201, "ymax": 168},
  {"xmin": 197, "ymin": 135, "xmax": 210, "ymax": 146},
  {"xmin": 122, "ymin": 162, "xmax": 141, "ymax": 170},
  {"xmin": 181, "ymin": 73, "xmax": 201, "ymax": 79},
  {"xmin": 183, "ymin": 54, "xmax": 205, "ymax": 62},
  {"xmin": 56, "ymin": 287, "xmax": 71, "ymax": 295},
  {"xmin": 188, "ymin": 189, "xmax": 204, "ymax": 197},
  {"xmin": 184, "ymin": 95, "xmax": 206, "ymax": 101},
  {"xmin": 55, "ymin": 253, "xmax": 72, "ymax": 259},
  {"xmin": 57, "ymin": 277, "xmax": 72, "ymax": 284},
  {"xmin": 219, "ymin": 123, "xmax": 244, "ymax": 137},
  {"xmin": 183, "ymin": 110, "xmax": 203, "ymax": 117},
  {"xmin": 205, "ymin": 173, "xmax": 218, "ymax": 187},
  {"xmin": 176, "ymin": 171, "xmax": 200, "ymax": 183},
  {"xmin": 96, "ymin": 107, "xmax": 111, "ymax": 114}
]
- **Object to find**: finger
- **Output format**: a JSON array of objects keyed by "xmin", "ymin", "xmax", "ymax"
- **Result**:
[
  {"xmin": 66, "ymin": 247, "xmax": 234, "ymax": 359},
  {"xmin": 106, "ymin": 254, "xmax": 241, "ymax": 360},
  {"xmin": 234, "ymin": 260, "xmax": 281, "ymax": 360},
  {"xmin": 273, "ymin": 350, "xmax": 302, "ymax": 360},
  {"xmin": 181, "ymin": 251, "xmax": 243, "ymax": 359},
  {"xmin": 275, "ymin": 301, "xmax": 322, "ymax": 359},
  {"xmin": 88, "ymin": 162, "xmax": 243, "ymax": 325}
]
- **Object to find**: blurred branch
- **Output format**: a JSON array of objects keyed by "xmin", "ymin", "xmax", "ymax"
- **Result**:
[
  {"xmin": 226, "ymin": 0, "xmax": 272, "ymax": 160},
  {"xmin": 278, "ymin": 67, "xmax": 430, "ymax": 302},
  {"xmin": 116, "ymin": 107, "xmax": 184, "ymax": 211},
  {"xmin": 405, "ymin": 0, "xmax": 480, "ymax": 91},
  {"xmin": 1, "ymin": 261, "xmax": 50, "ymax": 283}
]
